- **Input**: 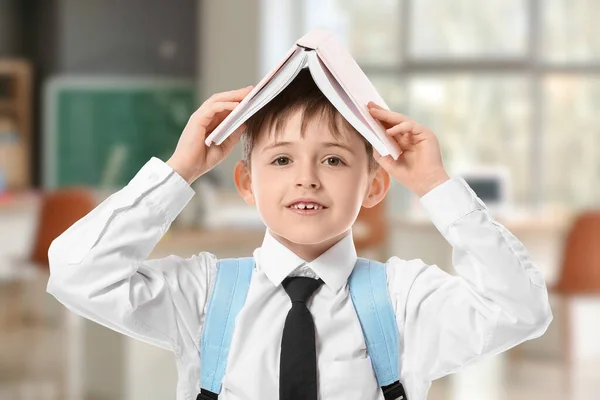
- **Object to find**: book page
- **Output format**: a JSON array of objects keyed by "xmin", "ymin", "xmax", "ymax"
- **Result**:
[
  {"xmin": 205, "ymin": 47, "xmax": 308, "ymax": 146},
  {"xmin": 240, "ymin": 51, "xmax": 308, "ymax": 125},
  {"xmin": 314, "ymin": 34, "xmax": 401, "ymax": 159},
  {"xmin": 307, "ymin": 52, "xmax": 395, "ymax": 158}
]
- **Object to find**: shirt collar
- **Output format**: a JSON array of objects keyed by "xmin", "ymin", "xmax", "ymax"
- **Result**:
[{"xmin": 255, "ymin": 229, "xmax": 357, "ymax": 292}]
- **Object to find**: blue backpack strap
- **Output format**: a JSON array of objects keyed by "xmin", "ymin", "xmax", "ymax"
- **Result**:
[
  {"xmin": 349, "ymin": 257, "xmax": 408, "ymax": 400},
  {"xmin": 197, "ymin": 257, "xmax": 254, "ymax": 400}
]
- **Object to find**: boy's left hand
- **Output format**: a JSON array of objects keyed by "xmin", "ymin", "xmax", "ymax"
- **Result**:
[{"xmin": 367, "ymin": 101, "xmax": 450, "ymax": 198}]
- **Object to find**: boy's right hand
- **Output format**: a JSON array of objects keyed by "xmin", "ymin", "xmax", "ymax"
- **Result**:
[{"xmin": 166, "ymin": 85, "xmax": 254, "ymax": 184}]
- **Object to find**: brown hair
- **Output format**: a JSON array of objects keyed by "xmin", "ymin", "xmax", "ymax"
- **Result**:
[{"xmin": 241, "ymin": 68, "xmax": 379, "ymax": 172}]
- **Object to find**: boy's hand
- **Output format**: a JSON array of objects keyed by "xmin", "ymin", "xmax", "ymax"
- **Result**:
[
  {"xmin": 367, "ymin": 101, "xmax": 450, "ymax": 197},
  {"xmin": 167, "ymin": 86, "xmax": 254, "ymax": 184}
]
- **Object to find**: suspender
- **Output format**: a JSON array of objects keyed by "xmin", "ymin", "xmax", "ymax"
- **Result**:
[
  {"xmin": 197, "ymin": 257, "xmax": 407, "ymax": 400},
  {"xmin": 198, "ymin": 257, "xmax": 254, "ymax": 398},
  {"xmin": 349, "ymin": 258, "xmax": 408, "ymax": 400}
]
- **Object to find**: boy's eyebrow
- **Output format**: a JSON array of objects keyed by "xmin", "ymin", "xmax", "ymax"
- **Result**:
[{"xmin": 261, "ymin": 141, "xmax": 355, "ymax": 154}]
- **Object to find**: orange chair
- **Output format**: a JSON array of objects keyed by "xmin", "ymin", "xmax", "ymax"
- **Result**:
[
  {"xmin": 553, "ymin": 210, "xmax": 600, "ymax": 295},
  {"xmin": 29, "ymin": 188, "xmax": 97, "ymax": 270},
  {"xmin": 530, "ymin": 209, "xmax": 600, "ymax": 400},
  {"xmin": 4, "ymin": 187, "xmax": 96, "ymax": 327},
  {"xmin": 551, "ymin": 210, "xmax": 600, "ymax": 370}
]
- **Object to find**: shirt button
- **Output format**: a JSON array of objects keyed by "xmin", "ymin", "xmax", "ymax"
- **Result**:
[{"xmin": 148, "ymin": 172, "xmax": 159, "ymax": 182}]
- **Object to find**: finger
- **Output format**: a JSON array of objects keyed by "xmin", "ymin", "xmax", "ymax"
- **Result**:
[
  {"xmin": 368, "ymin": 107, "xmax": 411, "ymax": 125},
  {"xmin": 209, "ymin": 86, "xmax": 254, "ymax": 103},
  {"xmin": 206, "ymin": 123, "xmax": 246, "ymax": 166},
  {"xmin": 195, "ymin": 101, "xmax": 240, "ymax": 125},
  {"xmin": 372, "ymin": 148, "xmax": 396, "ymax": 171},
  {"xmin": 386, "ymin": 121, "xmax": 423, "ymax": 136},
  {"xmin": 367, "ymin": 101, "xmax": 386, "ymax": 110},
  {"xmin": 220, "ymin": 123, "xmax": 246, "ymax": 152},
  {"xmin": 395, "ymin": 131, "xmax": 426, "ymax": 150}
]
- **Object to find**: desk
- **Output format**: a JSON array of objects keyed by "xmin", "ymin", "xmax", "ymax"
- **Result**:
[
  {"xmin": 391, "ymin": 207, "xmax": 574, "ymax": 286},
  {"xmin": 0, "ymin": 191, "xmax": 40, "ymax": 257},
  {"xmin": 154, "ymin": 222, "xmax": 381, "ymax": 260},
  {"xmin": 0, "ymin": 191, "xmax": 41, "ymax": 327},
  {"xmin": 154, "ymin": 228, "xmax": 265, "ymax": 259}
]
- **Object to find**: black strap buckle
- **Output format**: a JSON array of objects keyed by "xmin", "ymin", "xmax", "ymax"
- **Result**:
[
  {"xmin": 198, "ymin": 382, "xmax": 407, "ymax": 399},
  {"xmin": 196, "ymin": 389, "xmax": 218, "ymax": 400},
  {"xmin": 382, "ymin": 380, "xmax": 408, "ymax": 400}
]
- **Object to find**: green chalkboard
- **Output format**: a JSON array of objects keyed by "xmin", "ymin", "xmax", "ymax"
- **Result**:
[{"xmin": 44, "ymin": 77, "xmax": 196, "ymax": 189}]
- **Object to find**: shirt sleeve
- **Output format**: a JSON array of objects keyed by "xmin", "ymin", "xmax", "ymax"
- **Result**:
[
  {"xmin": 46, "ymin": 157, "xmax": 217, "ymax": 356},
  {"xmin": 387, "ymin": 177, "xmax": 553, "ymax": 382}
]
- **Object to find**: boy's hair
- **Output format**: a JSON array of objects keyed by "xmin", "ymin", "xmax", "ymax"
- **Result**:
[{"xmin": 242, "ymin": 68, "xmax": 379, "ymax": 173}]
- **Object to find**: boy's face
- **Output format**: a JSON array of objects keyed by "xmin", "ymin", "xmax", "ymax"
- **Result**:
[{"xmin": 234, "ymin": 109, "xmax": 389, "ymax": 261}]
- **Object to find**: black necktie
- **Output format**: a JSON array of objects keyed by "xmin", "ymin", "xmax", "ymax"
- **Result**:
[{"xmin": 280, "ymin": 276, "xmax": 324, "ymax": 400}]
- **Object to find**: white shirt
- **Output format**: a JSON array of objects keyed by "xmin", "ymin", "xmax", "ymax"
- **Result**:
[{"xmin": 46, "ymin": 157, "xmax": 553, "ymax": 400}]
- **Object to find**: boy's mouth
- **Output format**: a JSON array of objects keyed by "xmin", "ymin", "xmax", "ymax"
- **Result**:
[
  {"xmin": 288, "ymin": 203, "xmax": 325, "ymax": 211},
  {"xmin": 286, "ymin": 200, "xmax": 328, "ymax": 214},
  {"xmin": 286, "ymin": 199, "xmax": 328, "ymax": 210},
  {"xmin": 287, "ymin": 205, "xmax": 327, "ymax": 215}
]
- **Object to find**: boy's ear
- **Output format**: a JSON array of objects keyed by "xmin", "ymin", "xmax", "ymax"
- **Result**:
[
  {"xmin": 234, "ymin": 160, "xmax": 256, "ymax": 205},
  {"xmin": 362, "ymin": 166, "xmax": 390, "ymax": 208}
]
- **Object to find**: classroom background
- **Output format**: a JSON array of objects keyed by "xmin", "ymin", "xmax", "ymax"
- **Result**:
[{"xmin": 1, "ymin": 0, "xmax": 599, "ymax": 399}]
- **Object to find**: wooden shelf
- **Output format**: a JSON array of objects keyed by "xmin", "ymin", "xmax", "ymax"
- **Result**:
[
  {"xmin": 0, "ymin": 59, "xmax": 32, "ymax": 190},
  {"xmin": 0, "ymin": 99, "xmax": 14, "ymax": 110}
]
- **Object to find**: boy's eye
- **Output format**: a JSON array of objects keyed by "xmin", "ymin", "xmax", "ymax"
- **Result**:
[
  {"xmin": 272, "ymin": 156, "xmax": 290, "ymax": 166},
  {"xmin": 325, "ymin": 157, "xmax": 344, "ymax": 166},
  {"xmin": 271, "ymin": 156, "xmax": 345, "ymax": 166}
]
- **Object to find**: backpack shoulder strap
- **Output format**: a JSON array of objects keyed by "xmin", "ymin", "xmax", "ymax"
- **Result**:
[
  {"xmin": 349, "ymin": 257, "xmax": 408, "ymax": 400},
  {"xmin": 198, "ymin": 257, "xmax": 254, "ymax": 399}
]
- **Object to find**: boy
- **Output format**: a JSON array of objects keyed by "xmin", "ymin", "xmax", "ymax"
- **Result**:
[{"xmin": 47, "ymin": 69, "xmax": 552, "ymax": 400}]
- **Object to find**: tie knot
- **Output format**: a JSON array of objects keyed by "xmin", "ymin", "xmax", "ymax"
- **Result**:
[{"xmin": 282, "ymin": 277, "xmax": 323, "ymax": 304}]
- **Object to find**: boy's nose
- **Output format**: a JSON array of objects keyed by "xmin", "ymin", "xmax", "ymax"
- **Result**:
[
  {"xmin": 296, "ymin": 175, "xmax": 320, "ymax": 189},
  {"xmin": 295, "ymin": 166, "xmax": 321, "ymax": 189},
  {"xmin": 296, "ymin": 181, "xmax": 319, "ymax": 189}
]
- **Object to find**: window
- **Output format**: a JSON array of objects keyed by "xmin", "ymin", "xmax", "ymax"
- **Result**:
[{"xmin": 303, "ymin": 0, "xmax": 600, "ymax": 209}]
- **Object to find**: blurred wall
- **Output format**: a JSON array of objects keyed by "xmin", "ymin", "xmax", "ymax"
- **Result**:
[
  {"xmin": 199, "ymin": 0, "xmax": 307, "ymax": 190},
  {"xmin": 0, "ymin": 0, "xmax": 21, "ymax": 55},
  {"xmin": 56, "ymin": 0, "xmax": 197, "ymax": 76},
  {"xmin": 1, "ymin": 0, "xmax": 197, "ymax": 77},
  {"xmin": 199, "ymin": 0, "xmax": 261, "ymax": 189}
]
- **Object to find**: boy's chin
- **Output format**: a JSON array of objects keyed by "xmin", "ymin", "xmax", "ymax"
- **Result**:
[{"xmin": 271, "ymin": 226, "xmax": 347, "ymax": 246}]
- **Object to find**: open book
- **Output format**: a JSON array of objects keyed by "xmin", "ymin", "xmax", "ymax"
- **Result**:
[{"xmin": 205, "ymin": 28, "xmax": 402, "ymax": 160}]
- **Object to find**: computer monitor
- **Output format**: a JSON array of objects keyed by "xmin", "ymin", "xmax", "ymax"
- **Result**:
[{"xmin": 458, "ymin": 166, "xmax": 512, "ymax": 213}]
